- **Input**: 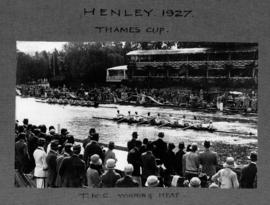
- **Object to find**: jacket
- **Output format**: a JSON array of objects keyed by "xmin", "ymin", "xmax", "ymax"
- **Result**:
[{"xmin": 33, "ymin": 147, "xmax": 48, "ymax": 178}]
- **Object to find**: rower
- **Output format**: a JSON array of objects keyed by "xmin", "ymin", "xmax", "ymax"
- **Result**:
[
  {"xmin": 208, "ymin": 120, "xmax": 214, "ymax": 130},
  {"xmin": 132, "ymin": 111, "xmax": 141, "ymax": 122},
  {"xmin": 154, "ymin": 113, "xmax": 161, "ymax": 124},
  {"xmin": 116, "ymin": 110, "xmax": 124, "ymax": 119}
]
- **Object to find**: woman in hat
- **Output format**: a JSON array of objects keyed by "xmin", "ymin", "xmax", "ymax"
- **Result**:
[
  {"xmin": 211, "ymin": 157, "xmax": 239, "ymax": 189},
  {"xmin": 104, "ymin": 141, "xmax": 117, "ymax": 164},
  {"xmin": 145, "ymin": 175, "xmax": 163, "ymax": 187},
  {"xmin": 87, "ymin": 154, "xmax": 103, "ymax": 187}
]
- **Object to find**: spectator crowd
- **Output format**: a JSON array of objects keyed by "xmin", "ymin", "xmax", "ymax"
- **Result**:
[{"xmin": 15, "ymin": 119, "xmax": 257, "ymax": 189}]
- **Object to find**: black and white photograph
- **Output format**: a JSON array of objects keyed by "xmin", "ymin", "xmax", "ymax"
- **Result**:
[{"xmin": 15, "ymin": 41, "xmax": 258, "ymax": 189}]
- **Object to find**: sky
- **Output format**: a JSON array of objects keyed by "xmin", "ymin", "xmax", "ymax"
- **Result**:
[{"xmin": 16, "ymin": 41, "xmax": 68, "ymax": 54}]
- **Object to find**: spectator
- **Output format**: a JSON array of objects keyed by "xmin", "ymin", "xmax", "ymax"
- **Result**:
[
  {"xmin": 211, "ymin": 157, "xmax": 239, "ymax": 189},
  {"xmin": 87, "ymin": 154, "xmax": 103, "ymax": 187},
  {"xmin": 59, "ymin": 145, "xmax": 86, "ymax": 187},
  {"xmin": 240, "ymin": 152, "xmax": 257, "ymax": 188},
  {"xmin": 115, "ymin": 164, "xmax": 139, "ymax": 187},
  {"xmin": 127, "ymin": 132, "xmax": 138, "ymax": 151},
  {"xmin": 145, "ymin": 175, "xmax": 162, "ymax": 187},
  {"xmin": 175, "ymin": 142, "xmax": 185, "ymax": 176},
  {"xmin": 152, "ymin": 132, "xmax": 167, "ymax": 164},
  {"xmin": 15, "ymin": 133, "xmax": 29, "ymax": 173},
  {"xmin": 46, "ymin": 140, "xmax": 59, "ymax": 187},
  {"xmin": 84, "ymin": 133, "xmax": 104, "ymax": 168},
  {"xmin": 189, "ymin": 177, "xmax": 201, "ymax": 188},
  {"xmin": 33, "ymin": 138, "xmax": 48, "ymax": 188},
  {"xmin": 198, "ymin": 141, "xmax": 218, "ymax": 177},
  {"xmin": 183, "ymin": 143, "xmax": 199, "ymax": 181},
  {"xmin": 164, "ymin": 143, "xmax": 176, "ymax": 175},
  {"xmin": 141, "ymin": 143, "xmax": 158, "ymax": 186},
  {"xmin": 83, "ymin": 128, "xmax": 96, "ymax": 149},
  {"xmin": 100, "ymin": 159, "xmax": 121, "ymax": 187},
  {"xmin": 127, "ymin": 140, "xmax": 142, "ymax": 183},
  {"xmin": 55, "ymin": 143, "xmax": 73, "ymax": 187},
  {"xmin": 104, "ymin": 141, "xmax": 117, "ymax": 163}
]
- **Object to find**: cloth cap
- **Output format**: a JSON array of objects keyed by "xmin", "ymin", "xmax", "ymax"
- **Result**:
[
  {"xmin": 145, "ymin": 175, "xmax": 159, "ymax": 187},
  {"xmin": 106, "ymin": 159, "xmax": 116, "ymax": 169}
]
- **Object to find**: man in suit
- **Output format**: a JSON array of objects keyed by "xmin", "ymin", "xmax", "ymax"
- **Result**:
[
  {"xmin": 82, "ymin": 128, "xmax": 96, "ymax": 149},
  {"xmin": 240, "ymin": 152, "xmax": 257, "ymax": 188},
  {"xmin": 141, "ymin": 143, "xmax": 158, "ymax": 186},
  {"xmin": 127, "ymin": 140, "xmax": 142, "ymax": 178},
  {"xmin": 33, "ymin": 138, "xmax": 48, "ymax": 188},
  {"xmin": 15, "ymin": 133, "xmax": 29, "ymax": 173},
  {"xmin": 46, "ymin": 140, "xmax": 59, "ymax": 187},
  {"xmin": 198, "ymin": 141, "xmax": 218, "ymax": 177},
  {"xmin": 115, "ymin": 164, "xmax": 139, "ymax": 187},
  {"xmin": 127, "ymin": 132, "xmax": 138, "ymax": 151},
  {"xmin": 59, "ymin": 144, "xmax": 86, "ymax": 187},
  {"xmin": 152, "ymin": 132, "xmax": 167, "ymax": 164},
  {"xmin": 83, "ymin": 133, "xmax": 104, "ymax": 168}
]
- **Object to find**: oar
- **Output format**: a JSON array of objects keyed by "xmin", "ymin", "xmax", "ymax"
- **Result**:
[
  {"xmin": 117, "ymin": 118, "xmax": 126, "ymax": 123},
  {"xmin": 214, "ymin": 130, "xmax": 255, "ymax": 136},
  {"xmin": 182, "ymin": 125, "xmax": 193, "ymax": 130},
  {"xmin": 158, "ymin": 123, "xmax": 170, "ymax": 128}
]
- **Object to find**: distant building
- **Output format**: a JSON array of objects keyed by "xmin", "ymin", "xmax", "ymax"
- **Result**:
[
  {"xmin": 126, "ymin": 45, "xmax": 258, "ymax": 88},
  {"xmin": 106, "ymin": 65, "xmax": 128, "ymax": 83}
]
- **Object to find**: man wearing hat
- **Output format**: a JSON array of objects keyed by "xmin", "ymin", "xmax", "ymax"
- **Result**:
[
  {"xmin": 87, "ymin": 154, "xmax": 103, "ymax": 187},
  {"xmin": 59, "ymin": 144, "xmax": 86, "ymax": 187},
  {"xmin": 240, "ymin": 152, "xmax": 257, "ymax": 188},
  {"xmin": 152, "ymin": 132, "xmax": 167, "ymax": 164},
  {"xmin": 15, "ymin": 133, "xmax": 30, "ymax": 173},
  {"xmin": 100, "ymin": 159, "xmax": 121, "ymax": 187},
  {"xmin": 115, "ymin": 164, "xmax": 139, "ymax": 187},
  {"xmin": 127, "ymin": 132, "xmax": 138, "ymax": 151},
  {"xmin": 83, "ymin": 128, "xmax": 96, "ymax": 149},
  {"xmin": 211, "ymin": 157, "xmax": 239, "ymax": 189},
  {"xmin": 55, "ymin": 143, "xmax": 73, "ymax": 187},
  {"xmin": 46, "ymin": 140, "xmax": 59, "ymax": 187},
  {"xmin": 198, "ymin": 141, "xmax": 218, "ymax": 177},
  {"xmin": 84, "ymin": 133, "xmax": 104, "ymax": 168},
  {"xmin": 33, "ymin": 138, "xmax": 48, "ymax": 188}
]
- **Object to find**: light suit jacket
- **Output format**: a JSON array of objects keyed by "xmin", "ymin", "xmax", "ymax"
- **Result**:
[{"xmin": 33, "ymin": 147, "xmax": 48, "ymax": 178}]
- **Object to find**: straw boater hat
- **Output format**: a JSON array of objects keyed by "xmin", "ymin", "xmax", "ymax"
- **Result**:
[
  {"xmin": 223, "ymin": 157, "xmax": 236, "ymax": 169},
  {"xmin": 145, "ymin": 175, "xmax": 159, "ymax": 187},
  {"xmin": 90, "ymin": 154, "xmax": 102, "ymax": 166},
  {"xmin": 106, "ymin": 159, "xmax": 116, "ymax": 169}
]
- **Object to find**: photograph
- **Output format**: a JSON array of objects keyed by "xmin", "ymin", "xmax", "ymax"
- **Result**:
[{"xmin": 15, "ymin": 41, "xmax": 258, "ymax": 189}]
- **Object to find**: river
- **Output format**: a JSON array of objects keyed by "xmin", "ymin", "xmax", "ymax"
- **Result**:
[{"xmin": 16, "ymin": 96, "xmax": 257, "ymax": 147}]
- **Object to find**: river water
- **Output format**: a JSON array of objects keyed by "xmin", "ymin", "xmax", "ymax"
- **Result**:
[{"xmin": 16, "ymin": 96, "xmax": 257, "ymax": 147}]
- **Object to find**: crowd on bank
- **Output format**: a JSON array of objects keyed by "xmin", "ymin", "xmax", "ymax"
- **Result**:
[
  {"xmin": 15, "ymin": 118, "xmax": 257, "ymax": 189},
  {"xmin": 17, "ymin": 84, "xmax": 257, "ymax": 112}
]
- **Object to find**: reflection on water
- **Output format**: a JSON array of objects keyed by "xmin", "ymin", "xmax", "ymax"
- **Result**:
[{"xmin": 16, "ymin": 97, "xmax": 258, "ymax": 147}]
